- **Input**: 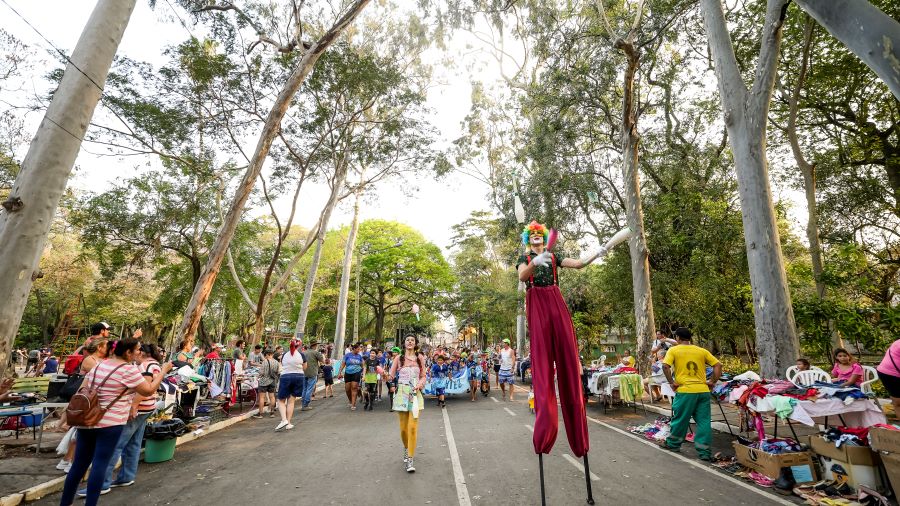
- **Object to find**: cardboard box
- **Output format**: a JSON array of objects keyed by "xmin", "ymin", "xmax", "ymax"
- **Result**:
[
  {"xmin": 870, "ymin": 427, "xmax": 900, "ymax": 498},
  {"xmin": 732, "ymin": 441, "xmax": 817, "ymax": 483},
  {"xmin": 809, "ymin": 435, "xmax": 880, "ymax": 466},
  {"xmin": 870, "ymin": 427, "xmax": 900, "ymax": 454}
]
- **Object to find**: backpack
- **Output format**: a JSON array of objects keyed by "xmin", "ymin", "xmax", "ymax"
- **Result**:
[{"xmin": 65, "ymin": 363, "xmax": 129, "ymax": 427}]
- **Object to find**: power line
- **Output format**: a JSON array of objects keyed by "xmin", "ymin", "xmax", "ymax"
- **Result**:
[
  {"xmin": 0, "ymin": 0, "xmax": 105, "ymax": 93},
  {"xmin": 162, "ymin": 0, "xmax": 197, "ymax": 40}
]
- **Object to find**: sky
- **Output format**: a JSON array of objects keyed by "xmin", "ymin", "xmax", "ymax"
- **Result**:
[
  {"xmin": 1, "ymin": 0, "xmax": 811, "ymax": 254},
  {"xmin": 1, "ymin": 0, "xmax": 504, "ymax": 253}
]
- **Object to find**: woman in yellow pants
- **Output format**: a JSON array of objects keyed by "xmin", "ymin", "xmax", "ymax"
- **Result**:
[{"xmin": 388, "ymin": 335, "xmax": 427, "ymax": 473}]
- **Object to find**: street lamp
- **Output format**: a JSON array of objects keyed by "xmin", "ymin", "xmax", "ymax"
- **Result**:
[{"xmin": 352, "ymin": 240, "xmax": 403, "ymax": 344}]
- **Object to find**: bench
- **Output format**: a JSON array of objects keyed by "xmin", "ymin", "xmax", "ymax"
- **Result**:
[{"xmin": 0, "ymin": 377, "xmax": 51, "ymax": 439}]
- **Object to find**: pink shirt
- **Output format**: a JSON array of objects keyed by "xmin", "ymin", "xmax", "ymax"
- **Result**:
[
  {"xmin": 832, "ymin": 362, "xmax": 863, "ymax": 386},
  {"xmin": 137, "ymin": 361, "xmax": 161, "ymax": 412},
  {"xmin": 81, "ymin": 360, "xmax": 144, "ymax": 428},
  {"xmin": 878, "ymin": 341, "xmax": 900, "ymax": 378}
]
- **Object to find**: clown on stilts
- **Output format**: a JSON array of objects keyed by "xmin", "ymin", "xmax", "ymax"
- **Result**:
[{"xmin": 516, "ymin": 220, "xmax": 631, "ymax": 506}]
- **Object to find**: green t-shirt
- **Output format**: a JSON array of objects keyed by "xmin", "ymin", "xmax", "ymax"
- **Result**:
[{"xmin": 516, "ymin": 251, "xmax": 568, "ymax": 288}]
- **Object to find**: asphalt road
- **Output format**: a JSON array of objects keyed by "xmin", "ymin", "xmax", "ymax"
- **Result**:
[{"xmin": 38, "ymin": 384, "xmax": 795, "ymax": 505}]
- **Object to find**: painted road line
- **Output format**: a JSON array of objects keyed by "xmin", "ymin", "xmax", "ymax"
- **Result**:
[
  {"xmin": 491, "ymin": 396, "xmax": 499, "ymax": 403},
  {"xmin": 503, "ymin": 407, "xmax": 517, "ymax": 417},
  {"xmin": 525, "ymin": 424, "xmax": 534, "ymax": 432},
  {"xmin": 562, "ymin": 453, "xmax": 600, "ymax": 481},
  {"xmin": 442, "ymin": 407, "xmax": 472, "ymax": 506},
  {"xmin": 587, "ymin": 416, "xmax": 794, "ymax": 506}
]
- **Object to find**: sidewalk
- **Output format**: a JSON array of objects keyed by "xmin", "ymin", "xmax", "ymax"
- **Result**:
[{"xmin": 0, "ymin": 403, "xmax": 258, "ymax": 505}]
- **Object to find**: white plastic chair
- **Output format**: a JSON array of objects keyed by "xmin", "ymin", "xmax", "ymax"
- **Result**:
[
  {"xmin": 785, "ymin": 365, "xmax": 799, "ymax": 383},
  {"xmin": 786, "ymin": 365, "xmax": 826, "ymax": 383},
  {"xmin": 793, "ymin": 369, "xmax": 831, "ymax": 387},
  {"xmin": 860, "ymin": 365, "xmax": 879, "ymax": 394}
]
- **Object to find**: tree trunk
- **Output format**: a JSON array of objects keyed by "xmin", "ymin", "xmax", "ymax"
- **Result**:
[
  {"xmin": 785, "ymin": 17, "xmax": 837, "ymax": 348},
  {"xmin": 795, "ymin": 0, "xmax": 900, "ymax": 101},
  {"xmin": 176, "ymin": 0, "xmax": 370, "ymax": 344},
  {"xmin": 0, "ymin": 0, "xmax": 137, "ymax": 376},
  {"xmin": 332, "ymin": 190, "xmax": 361, "ymax": 358},
  {"xmin": 618, "ymin": 41, "xmax": 656, "ymax": 374},
  {"xmin": 293, "ymin": 161, "xmax": 349, "ymax": 339},
  {"xmin": 701, "ymin": 0, "xmax": 800, "ymax": 378}
]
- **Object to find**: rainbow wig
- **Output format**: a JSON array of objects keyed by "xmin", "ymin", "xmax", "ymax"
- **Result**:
[{"xmin": 521, "ymin": 220, "xmax": 549, "ymax": 246}]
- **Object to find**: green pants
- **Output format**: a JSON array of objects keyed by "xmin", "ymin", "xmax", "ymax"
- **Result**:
[{"xmin": 665, "ymin": 392, "xmax": 712, "ymax": 458}]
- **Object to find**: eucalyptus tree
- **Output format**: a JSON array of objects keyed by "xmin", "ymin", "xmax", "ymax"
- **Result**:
[
  {"xmin": 0, "ymin": 0, "xmax": 137, "ymax": 374},
  {"xmin": 172, "ymin": 0, "xmax": 372, "ymax": 344}
]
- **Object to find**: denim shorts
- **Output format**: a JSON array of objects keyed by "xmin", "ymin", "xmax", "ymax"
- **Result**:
[{"xmin": 277, "ymin": 374, "xmax": 305, "ymax": 400}]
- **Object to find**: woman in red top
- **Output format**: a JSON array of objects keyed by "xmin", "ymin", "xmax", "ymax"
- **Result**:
[{"xmin": 60, "ymin": 339, "xmax": 172, "ymax": 506}]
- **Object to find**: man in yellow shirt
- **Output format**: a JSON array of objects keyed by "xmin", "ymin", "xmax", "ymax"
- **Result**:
[{"xmin": 661, "ymin": 327, "xmax": 721, "ymax": 461}]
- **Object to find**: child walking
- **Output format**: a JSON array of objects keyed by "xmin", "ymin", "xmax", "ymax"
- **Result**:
[
  {"xmin": 430, "ymin": 355, "xmax": 449, "ymax": 408},
  {"xmin": 363, "ymin": 350, "xmax": 380, "ymax": 411},
  {"xmin": 322, "ymin": 357, "xmax": 334, "ymax": 398}
]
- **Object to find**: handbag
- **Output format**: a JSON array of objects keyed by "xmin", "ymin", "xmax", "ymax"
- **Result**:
[
  {"xmin": 65, "ymin": 363, "xmax": 129, "ymax": 427},
  {"xmin": 59, "ymin": 373, "xmax": 85, "ymax": 401}
]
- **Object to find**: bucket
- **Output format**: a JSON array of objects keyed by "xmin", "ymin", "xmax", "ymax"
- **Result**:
[{"xmin": 144, "ymin": 438, "xmax": 176, "ymax": 463}]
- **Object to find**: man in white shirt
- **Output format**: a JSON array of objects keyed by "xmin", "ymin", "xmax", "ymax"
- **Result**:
[{"xmin": 498, "ymin": 339, "xmax": 517, "ymax": 401}]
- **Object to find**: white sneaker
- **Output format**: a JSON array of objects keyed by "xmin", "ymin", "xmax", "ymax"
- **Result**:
[
  {"xmin": 286, "ymin": 424, "xmax": 295, "ymax": 430},
  {"xmin": 406, "ymin": 458, "xmax": 415, "ymax": 473},
  {"xmin": 63, "ymin": 462, "xmax": 72, "ymax": 474},
  {"xmin": 275, "ymin": 420, "xmax": 289, "ymax": 431},
  {"xmin": 56, "ymin": 459, "xmax": 69, "ymax": 471}
]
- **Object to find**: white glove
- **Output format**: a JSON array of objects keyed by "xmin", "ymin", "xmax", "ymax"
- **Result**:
[{"xmin": 531, "ymin": 251, "xmax": 552, "ymax": 267}]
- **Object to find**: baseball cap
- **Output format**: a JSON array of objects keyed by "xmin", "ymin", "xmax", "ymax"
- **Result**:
[
  {"xmin": 502, "ymin": 338, "xmax": 511, "ymax": 344},
  {"xmin": 213, "ymin": 343, "xmax": 225, "ymax": 349},
  {"xmin": 91, "ymin": 322, "xmax": 111, "ymax": 335},
  {"xmin": 391, "ymin": 347, "xmax": 401, "ymax": 354}
]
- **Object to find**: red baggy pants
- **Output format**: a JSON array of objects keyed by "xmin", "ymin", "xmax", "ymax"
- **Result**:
[{"xmin": 526, "ymin": 285, "xmax": 589, "ymax": 457}]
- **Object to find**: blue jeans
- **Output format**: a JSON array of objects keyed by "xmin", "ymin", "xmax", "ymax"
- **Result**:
[
  {"xmin": 102, "ymin": 412, "xmax": 151, "ymax": 489},
  {"xmin": 60, "ymin": 425, "xmax": 124, "ymax": 506},
  {"xmin": 302, "ymin": 375, "xmax": 317, "ymax": 407}
]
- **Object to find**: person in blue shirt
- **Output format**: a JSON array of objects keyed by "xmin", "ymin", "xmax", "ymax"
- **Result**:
[
  {"xmin": 465, "ymin": 355, "xmax": 478, "ymax": 402},
  {"xmin": 42, "ymin": 355, "xmax": 59, "ymax": 375},
  {"xmin": 430, "ymin": 355, "xmax": 450, "ymax": 408},
  {"xmin": 338, "ymin": 343, "xmax": 365, "ymax": 411}
]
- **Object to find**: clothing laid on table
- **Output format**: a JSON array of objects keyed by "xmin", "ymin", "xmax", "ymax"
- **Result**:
[
  {"xmin": 767, "ymin": 395, "xmax": 797, "ymax": 419},
  {"xmin": 662, "ymin": 345, "xmax": 719, "ymax": 394},
  {"xmin": 618, "ymin": 374, "xmax": 643, "ymax": 403},
  {"xmin": 832, "ymin": 363, "xmax": 864, "ymax": 386},
  {"xmin": 517, "ymin": 250, "xmax": 589, "ymax": 458}
]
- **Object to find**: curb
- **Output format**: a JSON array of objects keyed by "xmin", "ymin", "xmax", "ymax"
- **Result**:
[{"xmin": 0, "ymin": 408, "xmax": 259, "ymax": 505}]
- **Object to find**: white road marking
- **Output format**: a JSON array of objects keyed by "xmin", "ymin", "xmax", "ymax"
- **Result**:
[
  {"xmin": 587, "ymin": 416, "xmax": 795, "ymax": 506},
  {"xmin": 503, "ymin": 407, "xmax": 517, "ymax": 417},
  {"xmin": 442, "ymin": 407, "xmax": 472, "ymax": 506},
  {"xmin": 562, "ymin": 453, "xmax": 600, "ymax": 481},
  {"xmin": 490, "ymin": 397, "xmax": 499, "ymax": 403},
  {"xmin": 525, "ymin": 424, "xmax": 534, "ymax": 432}
]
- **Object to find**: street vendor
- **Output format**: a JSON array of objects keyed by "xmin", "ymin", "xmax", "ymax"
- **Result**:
[{"xmin": 660, "ymin": 328, "xmax": 721, "ymax": 461}]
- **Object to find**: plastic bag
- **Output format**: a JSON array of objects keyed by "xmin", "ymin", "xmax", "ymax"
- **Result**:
[
  {"xmin": 56, "ymin": 427, "xmax": 76, "ymax": 455},
  {"xmin": 145, "ymin": 418, "xmax": 187, "ymax": 440}
]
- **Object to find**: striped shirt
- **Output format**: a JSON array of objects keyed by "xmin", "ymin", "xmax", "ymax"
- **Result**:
[
  {"xmin": 137, "ymin": 361, "xmax": 161, "ymax": 412},
  {"xmin": 80, "ymin": 359, "xmax": 144, "ymax": 428}
]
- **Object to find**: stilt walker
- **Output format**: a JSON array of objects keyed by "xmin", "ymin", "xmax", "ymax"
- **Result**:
[{"xmin": 516, "ymin": 221, "xmax": 631, "ymax": 505}]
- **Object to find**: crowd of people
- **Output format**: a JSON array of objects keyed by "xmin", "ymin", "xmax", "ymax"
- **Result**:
[{"xmin": 8, "ymin": 314, "xmax": 900, "ymax": 505}]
